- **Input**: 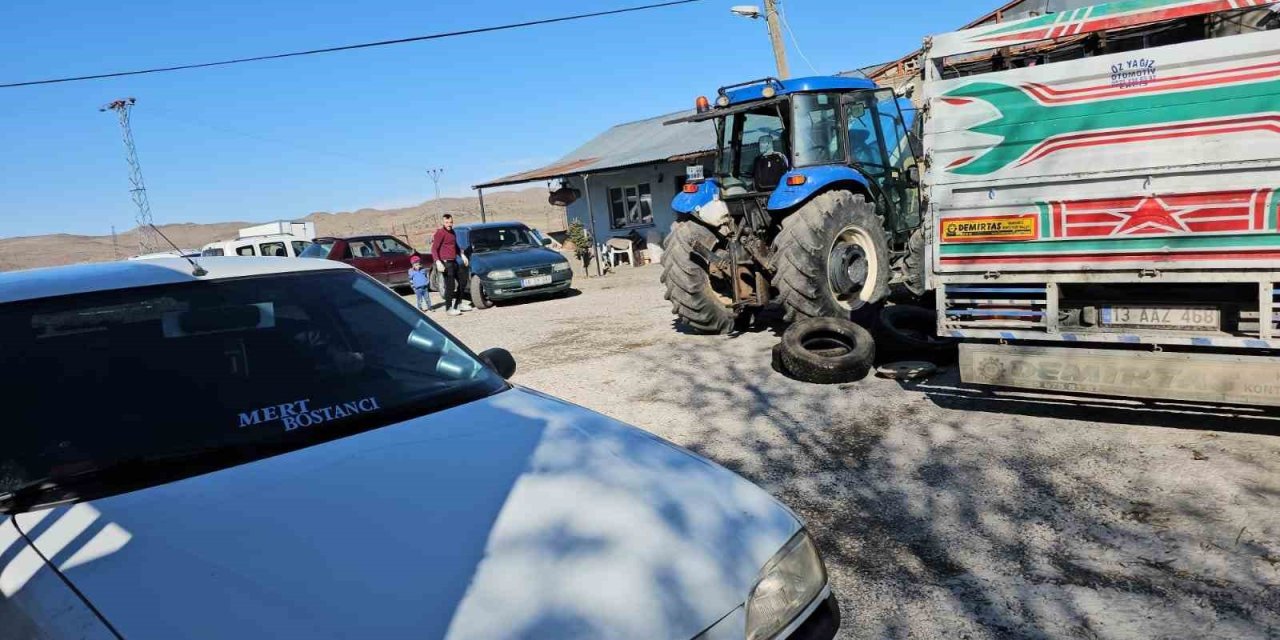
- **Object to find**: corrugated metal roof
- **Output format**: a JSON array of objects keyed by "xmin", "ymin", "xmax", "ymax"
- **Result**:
[{"xmin": 475, "ymin": 110, "xmax": 716, "ymax": 189}]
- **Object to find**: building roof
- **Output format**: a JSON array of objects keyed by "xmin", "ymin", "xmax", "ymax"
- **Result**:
[
  {"xmin": 474, "ymin": 110, "xmax": 717, "ymax": 189},
  {"xmin": 0, "ymin": 257, "xmax": 352, "ymax": 304}
]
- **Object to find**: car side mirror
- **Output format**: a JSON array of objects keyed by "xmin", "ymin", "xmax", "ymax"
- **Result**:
[
  {"xmin": 541, "ymin": 237, "xmax": 553, "ymax": 246},
  {"xmin": 479, "ymin": 347, "xmax": 517, "ymax": 379},
  {"xmin": 906, "ymin": 165, "xmax": 921, "ymax": 187}
]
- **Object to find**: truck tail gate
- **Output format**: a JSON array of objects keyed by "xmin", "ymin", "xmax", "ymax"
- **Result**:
[
  {"xmin": 959, "ymin": 342, "xmax": 1280, "ymax": 406},
  {"xmin": 925, "ymin": 25, "xmax": 1280, "ymax": 275}
]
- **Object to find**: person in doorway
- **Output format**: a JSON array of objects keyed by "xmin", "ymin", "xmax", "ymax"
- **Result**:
[
  {"xmin": 408, "ymin": 255, "xmax": 432, "ymax": 312},
  {"xmin": 431, "ymin": 214, "xmax": 473, "ymax": 316}
]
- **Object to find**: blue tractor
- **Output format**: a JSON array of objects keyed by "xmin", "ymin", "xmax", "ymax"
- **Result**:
[{"xmin": 662, "ymin": 76, "xmax": 924, "ymax": 334}]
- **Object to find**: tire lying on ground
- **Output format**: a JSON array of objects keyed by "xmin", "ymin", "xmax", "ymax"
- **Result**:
[
  {"xmin": 778, "ymin": 317, "xmax": 875, "ymax": 384},
  {"xmin": 876, "ymin": 304, "xmax": 958, "ymax": 363}
]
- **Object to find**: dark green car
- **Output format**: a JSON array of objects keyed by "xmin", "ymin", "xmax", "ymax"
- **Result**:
[{"xmin": 456, "ymin": 222, "xmax": 573, "ymax": 308}]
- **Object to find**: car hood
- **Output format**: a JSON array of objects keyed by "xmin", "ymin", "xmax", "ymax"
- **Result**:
[
  {"xmin": 17, "ymin": 388, "xmax": 798, "ymax": 640},
  {"xmin": 471, "ymin": 247, "xmax": 565, "ymax": 273}
]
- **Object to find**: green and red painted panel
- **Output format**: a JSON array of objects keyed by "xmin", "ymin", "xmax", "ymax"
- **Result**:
[
  {"xmin": 940, "ymin": 60, "xmax": 1280, "ymax": 176},
  {"xmin": 968, "ymin": 0, "xmax": 1278, "ymax": 46},
  {"xmin": 939, "ymin": 188, "xmax": 1280, "ymax": 265}
]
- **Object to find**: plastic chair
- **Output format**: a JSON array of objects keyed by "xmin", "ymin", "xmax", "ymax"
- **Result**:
[{"xmin": 603, "ymin": 237, "xmax": 635, "ymax": 269}]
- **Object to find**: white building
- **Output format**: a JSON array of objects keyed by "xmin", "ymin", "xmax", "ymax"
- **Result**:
[{"xmin": 473, "ymin": 111, "xmax": 716, "ymax": 271}]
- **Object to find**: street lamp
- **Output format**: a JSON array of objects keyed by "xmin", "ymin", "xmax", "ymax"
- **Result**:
[{"xmin": 731, "ymin": 1, "xmax": 789, "ymax": 79}]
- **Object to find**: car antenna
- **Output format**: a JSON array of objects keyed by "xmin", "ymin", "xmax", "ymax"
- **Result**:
[{"xmin": 149, "ymin": 224, "xmax": 207, "ymax": 276}]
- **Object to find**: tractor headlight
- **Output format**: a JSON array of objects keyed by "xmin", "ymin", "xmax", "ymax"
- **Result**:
[
  {"xmin": 487, "ymin": 269, "xmax": 516, "ymax": 280},
  {"xmin": 745, "ymin": 530, "xmax": 827, "ymax": 640},
  {"xmin": 552, "ymin": 262, "xmax": 570, "ymax": 272}
]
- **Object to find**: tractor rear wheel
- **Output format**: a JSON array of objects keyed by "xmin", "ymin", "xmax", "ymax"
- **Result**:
[
  {"xmin": 661, "ymin": 219, "xmax": 738, "ymax": 335},
  {"xmin": 772, "ymin": 191, "xmax": 890, "ymax": 322}
]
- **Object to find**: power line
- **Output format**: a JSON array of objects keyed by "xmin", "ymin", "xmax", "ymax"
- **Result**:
[
  {"xmin": 1, "ymin": 0, "xmax": 702, "ymax": 89},
  {"xmin": 777, "ymin": 2, "xmax": 819, "ymax": 75}
]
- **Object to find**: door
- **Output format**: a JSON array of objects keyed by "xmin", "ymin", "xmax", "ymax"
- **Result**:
[
  {"xmin": 372, "ymin": 237, "xmax": 415, "ymax": 285},
  {"xmin": 843, "ymin": 89, "xmax": 921, "ymax": 238},
  {"xmin": 346, "ymin": 240, "xmax": 387, "ymax": 282}
]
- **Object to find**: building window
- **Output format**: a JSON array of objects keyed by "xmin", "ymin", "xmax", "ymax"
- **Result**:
[{"xmin": 608, "ymin": 183, "xmax": 653, "ymax": 229}]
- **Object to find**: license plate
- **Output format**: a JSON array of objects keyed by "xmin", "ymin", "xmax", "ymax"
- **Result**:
[
  {"xmin": 1100, "ymin": 306, "xmax": 1220, "ymax": 331},
  {"xmin": 686, "ymin": 165, "xmax": 704, "ymax": 181},
  {"xmin": 521, "ymin": 275, "xmax": 552, "ymax": 287}
]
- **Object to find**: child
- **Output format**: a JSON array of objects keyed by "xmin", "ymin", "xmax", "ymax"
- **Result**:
[{"xmin": 408, "ymin": 255, "xmax": 433, "ymax": 312}]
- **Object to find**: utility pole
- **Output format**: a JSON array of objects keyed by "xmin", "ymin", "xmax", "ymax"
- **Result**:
[
  {"xmin": 101, "ymin": 97, "xmax": 158, "ymax": 254},
  {"xmin": 763, "ymin": 0, "xmax": 790, "ymax": 79},
  {"xmin": 426, "ymin": 167, "xmax": 444, "ymax": 226},
  {"xmin": 111, "ymin": 225, "xmax": 120, "ymax": 260}
]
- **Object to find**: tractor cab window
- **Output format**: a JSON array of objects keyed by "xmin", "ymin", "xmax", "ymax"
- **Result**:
[
  {"xmin": 792, "ymin": 93, "xmax": 845, "ymax": 167},
  {"xmin": 845, "ymin": 89, "xmax": 922, "ymax": 233},
  {"xmin": 716, "ymin": 105, "xmax": 787, "ymax": 194},
  {"xmin": 843, "ymin": 91, "xmax": 890, "ymax": 178}
]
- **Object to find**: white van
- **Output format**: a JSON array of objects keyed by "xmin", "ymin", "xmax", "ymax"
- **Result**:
[{"xmin": 201, "ymin": 234, "xmax": 312, "ymax": 258}]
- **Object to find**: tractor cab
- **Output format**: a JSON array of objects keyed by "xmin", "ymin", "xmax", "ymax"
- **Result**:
[{"xmin": 670, "ymin": 77, "xmax": 921, "ymax": 240}]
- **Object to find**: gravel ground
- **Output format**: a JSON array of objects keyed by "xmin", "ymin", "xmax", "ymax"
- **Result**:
[{"xmin": 413, "ymin": 263, "xmax": 1280, "ymax": 640}]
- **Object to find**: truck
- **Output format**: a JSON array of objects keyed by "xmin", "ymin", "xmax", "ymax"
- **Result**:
[
  {"xmin": 924, "ymin": 0, "xmax": 1280, "ymax": 407},
  {"xmin": 664, "ymin": 0, "xmax": 1280, "ymax": 406}
]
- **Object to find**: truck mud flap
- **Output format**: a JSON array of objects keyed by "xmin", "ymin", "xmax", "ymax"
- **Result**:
[{"xmin": 960, "ymin": 343, "xmax": 1280, "ymax": 407}]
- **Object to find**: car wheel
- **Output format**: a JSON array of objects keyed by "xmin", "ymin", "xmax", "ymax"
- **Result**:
[
  {"xmin": 876, "ymin": 304, "xmax": 958, "ymax": 364},
  {"xmin": 470, "ymin": 275, "xmax": 494, "ymax": 309},
  {"xmin": 779, "ymin": 317, "xmax": 875, "ymax": 384},
  {"xmin": 429, "ymin": 269, "xmax": 443, "ymax": 293}
]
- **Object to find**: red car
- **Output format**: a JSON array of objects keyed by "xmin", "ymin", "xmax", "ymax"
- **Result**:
[{"xmin": 300, "ymin": 235, "xmax": 426, "ymax": 289}]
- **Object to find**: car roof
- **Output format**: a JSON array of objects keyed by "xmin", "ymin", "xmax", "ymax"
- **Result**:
[
  {"xmin": 724, "ymin": 75, "xmax": 878, "ymax": 106},
  {"xmin": 313, "ymin": 235, "xmax": 402, "ymax": 242},
  {"xmin": 0, "ymin": 257, "xmax": 354, "ymax": 305},
  {"xmin": 455, "ymin": 221, "xmax": 529, "ymax": 231}
]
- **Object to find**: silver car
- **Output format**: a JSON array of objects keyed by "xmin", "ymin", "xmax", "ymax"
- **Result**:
[{"xmin": 0, "ymin": 257, "xmax": 838, "ymax": 640}]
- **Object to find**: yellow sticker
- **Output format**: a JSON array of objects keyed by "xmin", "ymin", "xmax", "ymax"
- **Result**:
[{"xmin": 940, "ymin": 215, "xmax": 1038, "ymax": 243}]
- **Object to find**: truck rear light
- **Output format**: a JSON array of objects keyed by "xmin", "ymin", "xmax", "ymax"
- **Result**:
[{"xmin": 683, "ymin": 183, "xmax": 699, "ymax": 193}]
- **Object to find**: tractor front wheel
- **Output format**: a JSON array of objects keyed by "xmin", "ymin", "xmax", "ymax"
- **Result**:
[
  {"xmin": 661, "ymin": 219, "xmax": 739, "ymax": 335},
  {"xmin": 772, "ymin": 191, "xmax": 890, "ymax": 322}
]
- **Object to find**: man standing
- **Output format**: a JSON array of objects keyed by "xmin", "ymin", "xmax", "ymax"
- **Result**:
[{"xmin": 431, "ymin": 214, "xmax": 474, "ymax": 316}]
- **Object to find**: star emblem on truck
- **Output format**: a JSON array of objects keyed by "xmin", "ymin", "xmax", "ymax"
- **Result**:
[{"xmin": 1112, "ymin": 196, "xmax": 1191, "ymax": 235}]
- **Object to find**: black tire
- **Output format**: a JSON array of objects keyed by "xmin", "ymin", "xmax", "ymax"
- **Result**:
[
  {"xmin": 661, "ymin": 220, "xmax": 738, "ymax": 335},
  {"xmin": 469, "ymin": 275, "xmax": 494, "ymax": 309},
  {"xmin": 773, "ymin": 191, "xmax": 890, "ymax": 323},
  {"xmin": 903, "ymin": 228, "xmax": 927, "ymax": 297},
  {"xmin": 876, "ymin": 304, "xmax": 958, "ymax": 364},
  {"xmin": 429, "ymin": 269, "xmax": 443, "ymax": 293},
  {"xmin": 779, "ymin": 317, "xmax": 875, "ymax": 384}
]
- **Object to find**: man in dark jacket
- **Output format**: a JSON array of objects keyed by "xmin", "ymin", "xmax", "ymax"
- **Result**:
[{"xmin": 431, "ymin": 214, "xmax": 473, "ymax": 316}]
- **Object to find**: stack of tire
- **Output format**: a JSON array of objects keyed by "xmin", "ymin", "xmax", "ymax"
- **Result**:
[{"xmin": 772, "ymin": 305, "xmax": 957, "ymax": 385}]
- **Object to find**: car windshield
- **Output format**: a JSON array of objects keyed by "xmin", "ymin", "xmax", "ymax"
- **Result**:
[
  {"xmin": 300, "ymin": 241, "xmax": 333, "ymax": 258},
  {"xmin": 469, "ymin": 226, "xmax": 536, "ymax": 252},
  {"xmin": 0, "ymin": 270, "xmax": 505, "ymax": 511}
]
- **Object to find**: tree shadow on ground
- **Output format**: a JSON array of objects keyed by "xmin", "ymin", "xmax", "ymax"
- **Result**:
[{"xmin": 629, "ymin": 344, "xmax": 1280, "ymax": 639}]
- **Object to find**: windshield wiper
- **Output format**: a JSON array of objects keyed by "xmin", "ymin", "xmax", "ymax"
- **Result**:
[{"xmin": 0, "ymin": 444, "xmax": 272, "ymax": 514}]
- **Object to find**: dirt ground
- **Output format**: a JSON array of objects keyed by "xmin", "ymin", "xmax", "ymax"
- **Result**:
[{"xmin": 415, "ymin": 263, "xmax": 1280, "ymax": 640}]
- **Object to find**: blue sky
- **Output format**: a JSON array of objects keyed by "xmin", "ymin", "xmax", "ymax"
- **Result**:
[{"xmin": 0, "ymin": 0, "xmax": 982, "ymax": 238}]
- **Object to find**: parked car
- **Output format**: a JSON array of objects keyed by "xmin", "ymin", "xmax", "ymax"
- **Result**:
[
  {"xmin": 0, "ymin": 257, "xmax": 838, "ymax": 640},
  {"xmin": 299, "ymin": 234, "xmax": 423, "ymax": 289},
  {"xmin": 456, "ymin": 222, "xmax": 572, "ymax": 308},
  {"xmin": 200, "ymin": 234, "xmax": 312, "ymax": 258}
]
